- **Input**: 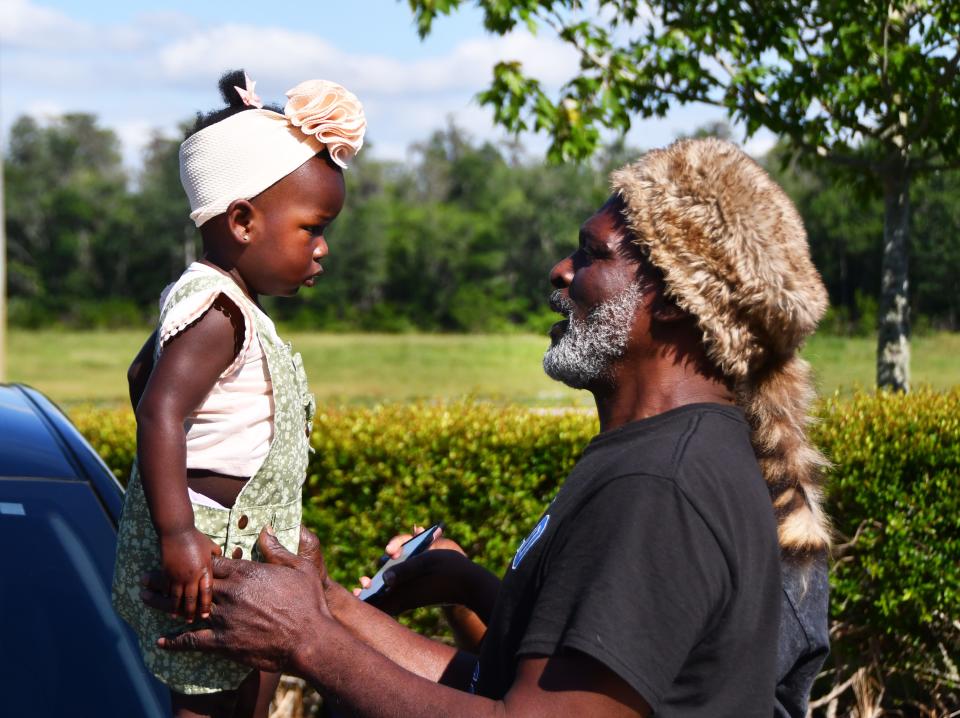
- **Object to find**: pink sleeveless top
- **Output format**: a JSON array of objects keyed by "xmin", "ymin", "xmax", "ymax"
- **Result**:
[{"xmin": 157, "ymin": 262, "xmax": 276, "ymax": 478}]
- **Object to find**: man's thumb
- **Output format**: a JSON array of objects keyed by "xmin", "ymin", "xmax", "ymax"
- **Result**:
[{"xmin": 256, "ymin": 525, "xmax": 300, "ymax": 568}]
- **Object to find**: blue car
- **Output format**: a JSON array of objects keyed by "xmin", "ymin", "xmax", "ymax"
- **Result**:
[{"xmin": 0, "ymin": 384, "xmax": 170, "ymax": 717}]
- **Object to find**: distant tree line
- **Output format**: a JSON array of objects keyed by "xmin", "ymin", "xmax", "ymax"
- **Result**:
[{"xmin": 4, "ymin": 113, "xmax": 959, "ymax": 333}]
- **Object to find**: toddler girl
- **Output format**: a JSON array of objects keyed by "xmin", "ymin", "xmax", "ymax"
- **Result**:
[{"xmin": 112, "ymin": 69, "xmax": 365, "ymax": 718}]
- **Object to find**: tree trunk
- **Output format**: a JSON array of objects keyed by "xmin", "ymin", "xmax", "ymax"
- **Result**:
[{"xmin": 876, "ymin": 169, "xmax": 911, "ymax": 392}]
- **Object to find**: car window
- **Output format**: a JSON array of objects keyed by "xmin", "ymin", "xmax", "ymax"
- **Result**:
[{"xmin": 0, "ymin": 479, "xmax": 169, "ymax": 717}]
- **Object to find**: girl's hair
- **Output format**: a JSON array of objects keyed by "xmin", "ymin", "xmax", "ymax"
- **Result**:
[{"xmin": 186, "ymin": 69, "xmax": 283, "ymax": 138}]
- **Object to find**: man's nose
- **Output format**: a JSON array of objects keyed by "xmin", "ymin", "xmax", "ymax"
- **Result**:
[{"xmin": 549, "ymin": 254, "xmax": 574, "ymax": 288}]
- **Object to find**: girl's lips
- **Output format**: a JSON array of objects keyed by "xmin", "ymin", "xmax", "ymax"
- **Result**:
[{"xmin": 304, "ymin": 268, "xmax": 323, "ymax": 287}]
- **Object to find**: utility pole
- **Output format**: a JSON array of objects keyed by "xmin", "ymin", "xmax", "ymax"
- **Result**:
[{"xmin": 0, "ymin": 142, "xmax": 6, "ymax": 383}]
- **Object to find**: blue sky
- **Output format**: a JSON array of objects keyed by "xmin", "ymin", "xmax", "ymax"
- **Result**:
[{"xmin": 1, "ymin": 0, "xmax": 774, "ymax": 172}]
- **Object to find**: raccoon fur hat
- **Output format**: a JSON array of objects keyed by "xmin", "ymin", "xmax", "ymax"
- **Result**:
[{"xmin": 611, "ymin": 137, "xmax": 831, "ymax": 555}]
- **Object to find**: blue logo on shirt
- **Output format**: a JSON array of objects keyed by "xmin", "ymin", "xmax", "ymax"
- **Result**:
[
  {"xmin": 468, "ymin": 660, "xmax": 480, "ymax": 694},
  {"xmin": 512, "ymin": 514, "xmax": 550, "ymax": 570}
]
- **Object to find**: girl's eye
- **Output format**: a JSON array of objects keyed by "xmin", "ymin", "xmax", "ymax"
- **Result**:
[{"xmin": 305, "ymin": 225, "xmax": 326, "ymax": 236}]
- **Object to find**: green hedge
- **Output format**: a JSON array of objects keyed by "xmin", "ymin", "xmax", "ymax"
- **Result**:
[
  {"xmin": 72, "ymin": 391, "xmax": 959, "ymax": 713},
  {"xmin": 812, "ymin": 390, "xmax": 960, "ymax": 713}
]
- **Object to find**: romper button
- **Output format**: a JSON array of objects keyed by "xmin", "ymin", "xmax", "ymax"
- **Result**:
[
  {"xmin": 238, "ymin": 515, "xmax": 249, "ymax": 529},
  {"xmin": 232, "ymin": 547, "xmax": 243, "ymax": 559}
]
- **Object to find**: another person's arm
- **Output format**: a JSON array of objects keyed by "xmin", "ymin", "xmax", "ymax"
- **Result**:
[
  {"xmin": 127, "ymin": 329, "xmax": 157, "ymax": 410},
  {"xmin": 361, "ymin": 542, "xmax": 500, "ymax": 622},
  {"xmin": 359, "ymin": 529, "xmax": 497, "ymax": 651}
]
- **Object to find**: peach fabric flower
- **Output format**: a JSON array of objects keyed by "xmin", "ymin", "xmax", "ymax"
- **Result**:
[
  {"xmin": 234, "ymin": 72, "xmax": 264, "ymax": 109},
  {"xmin": 284, "ymin": 79, "xmax": 366, "ymax": 169}
]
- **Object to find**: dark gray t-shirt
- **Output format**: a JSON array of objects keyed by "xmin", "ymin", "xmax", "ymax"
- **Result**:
[{"xmin": 472, "ymin": 403, "xmax": 782, "ymax": 716}]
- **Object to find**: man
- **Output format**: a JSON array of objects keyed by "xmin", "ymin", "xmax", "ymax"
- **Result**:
[{"xmin": 144, "ymin": 138, "xmax": 830, "ymax": 716}]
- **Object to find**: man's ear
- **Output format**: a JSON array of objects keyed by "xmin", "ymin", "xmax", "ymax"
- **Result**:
[
  {"xmin": 225, "ymin": 199, "xmax": 256, "ymax": 246},
  {"xmin": 650, "ymin": 290, "xmax": 688, "ymax": 324}
]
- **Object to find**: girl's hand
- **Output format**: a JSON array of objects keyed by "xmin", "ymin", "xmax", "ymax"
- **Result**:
[
  {"xmin": 145, "ymin": 527, "xmax": 333, "ymax": 675},
  {"xmin": 159, "ymin": 528, "xmax": 223, "ymax": 623}
]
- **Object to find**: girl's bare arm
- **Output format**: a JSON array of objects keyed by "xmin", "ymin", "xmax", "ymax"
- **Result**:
[{"xmin": 135, "ymin": 295, "xmax": 243, "ymax": 620}]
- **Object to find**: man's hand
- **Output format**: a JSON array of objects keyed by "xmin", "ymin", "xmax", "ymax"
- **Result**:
[
  {"xmin": 143, "ymin": 526, "xmax": 330, "ymax": 673},
  {"xmin": 296, "ymin": 524, "xmax": 328, "ymax": 584},
  {"xmin": 159, "ymin": 527, "xmax": 222, "ymax": 622}
]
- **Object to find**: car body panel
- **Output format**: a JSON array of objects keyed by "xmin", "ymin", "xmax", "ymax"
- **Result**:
[{"xmin": 0, "ymin": 384, "xmax": 171, "ymax": 717}]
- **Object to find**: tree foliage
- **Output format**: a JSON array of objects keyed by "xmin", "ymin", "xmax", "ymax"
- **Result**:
[
  {"xmin": 405, "ymin": 0, "xmax": 960, "ymax": 390},
  {"xmin": 408, "ymin": 1, "xmax": 960, "ymax": 167},
  {"xmin": 4, "ymin": 115, "xmax": 193, "ymax": 327},
  {"xmin": 4, "ymin": 113, "xmax": 960, "ymax": 335}
]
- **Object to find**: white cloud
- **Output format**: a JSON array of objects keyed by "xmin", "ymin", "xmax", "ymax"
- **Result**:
[
  {"xmin": 2, "ymin": 0, "xmax": 772, "ymax": 168},
  {"xmin": 23, "ymin": 99, "xmax": 63, "ymax": 118},
  {"xmin": 156, "ymin": 24, "xmax": 578, "ymax": 97},
  {"xmin": 0, "ymin": 0, "xmax": 185, "ymax": 53},
  {"xmin": 0, "ymin": 0, "xmax": 90, "ymax": 51}
]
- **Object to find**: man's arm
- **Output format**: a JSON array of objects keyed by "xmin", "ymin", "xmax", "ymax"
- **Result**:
[
  {"xmin": 295, "ymin": 625, "xmax": 650, "ymax": 718},
  {"xmin": 324, "ymin": 578, "xmax": 476, "ymax": 687},
  {"xmin": 143, "ymin": 528, "xmax": 650, "ymax": 717}
]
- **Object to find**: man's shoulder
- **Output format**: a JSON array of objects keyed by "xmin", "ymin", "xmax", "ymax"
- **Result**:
[
  {"xmin": 569, "ymin": 402, "xmax": 771, "ymax": 542},
  {"xmin": 578, "ymin": 403, "xmax": 752, "ymax": 486},
  {"xmin": 673, "ymin": 403, "xmax": 757, "ymax": 473}
]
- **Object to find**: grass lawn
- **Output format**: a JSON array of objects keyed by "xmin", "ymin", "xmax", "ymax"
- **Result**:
[{"xmin": 7, "ymin": 329, "xmax": 960, "ymax": 407}]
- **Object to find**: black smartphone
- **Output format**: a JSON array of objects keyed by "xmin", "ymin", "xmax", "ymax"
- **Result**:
[{"xmin": 358, "ymin": 524, "xmax": 442, "ymax": 602}]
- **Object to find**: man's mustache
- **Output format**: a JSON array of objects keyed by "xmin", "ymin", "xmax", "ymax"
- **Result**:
[{"xmin": 549, "ymin": 290, "xmax": 574, "ymax": 316}]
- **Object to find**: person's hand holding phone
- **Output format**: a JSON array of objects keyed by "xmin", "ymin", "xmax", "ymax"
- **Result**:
[
  {"xmin": 354, "ymin": 524, "xmax": 500, "ymax": 623},
  {"xmin": 355, "ymin": 524, "xmax": 443, "ymax": 602},
  {"xmin": 354, "ymin": 524, "xmax": 467, "ymax": 597},
  {"xmin": 384, "ymin": 525, "xmax": 468, "ymax": 560}
]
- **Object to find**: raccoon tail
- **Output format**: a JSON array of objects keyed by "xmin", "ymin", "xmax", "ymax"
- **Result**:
[{"xmin": 737, "ymin": 355, "xmax": 832, "ymax": 556}]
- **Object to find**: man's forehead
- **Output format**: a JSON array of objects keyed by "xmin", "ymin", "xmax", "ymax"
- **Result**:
[{"xmin": 581, "ymin": 196, "xmax": 632, "ymax": 244}]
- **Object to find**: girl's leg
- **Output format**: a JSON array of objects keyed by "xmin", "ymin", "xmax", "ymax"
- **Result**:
[
  {"xmin": 170, "ymin": 688, "xmax": 238, "ymax": 718},
  {"xmin": 233, "ymin": 670, "xmax": 282, "ymax": 718}
]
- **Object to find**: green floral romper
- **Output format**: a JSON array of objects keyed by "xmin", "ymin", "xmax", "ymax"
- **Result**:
[{"xmin": 111, "ymin": 272, "xmax": 315, "ymax": 695}]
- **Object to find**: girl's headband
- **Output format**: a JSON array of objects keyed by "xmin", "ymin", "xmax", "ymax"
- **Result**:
[{"xmin": 180, "ymin": 77, "xmax": 366, "ymax": 227}]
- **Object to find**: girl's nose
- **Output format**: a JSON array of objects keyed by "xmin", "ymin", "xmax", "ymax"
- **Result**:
[
  {"xmin": 549, "ymin": 254, "xmax": 574, "ymax": 289},
  {"xmin": 314, "ymin": 237, "xmax": 328, "ymax": 259}
]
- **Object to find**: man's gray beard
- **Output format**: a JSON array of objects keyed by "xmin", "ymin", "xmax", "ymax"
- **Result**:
[{"xmin": 542, "ymin": 284, "xmax": 642, "ymax": 389}]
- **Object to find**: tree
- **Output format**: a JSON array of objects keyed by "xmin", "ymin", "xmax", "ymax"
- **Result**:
[
  {"xmin": 129, "ymin": 131, "xmax": 197, "ymax": 310},
  {"xmin": 911, "ymin": 169, "xmax": 960, "ymax": 329},
  {"xmin": 4, "ymin": 114, "xmax": 133, "ymax": 325},
  {"xmin": 407, "ymin": 0, "xmax": 960, "ymax": 390}
]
